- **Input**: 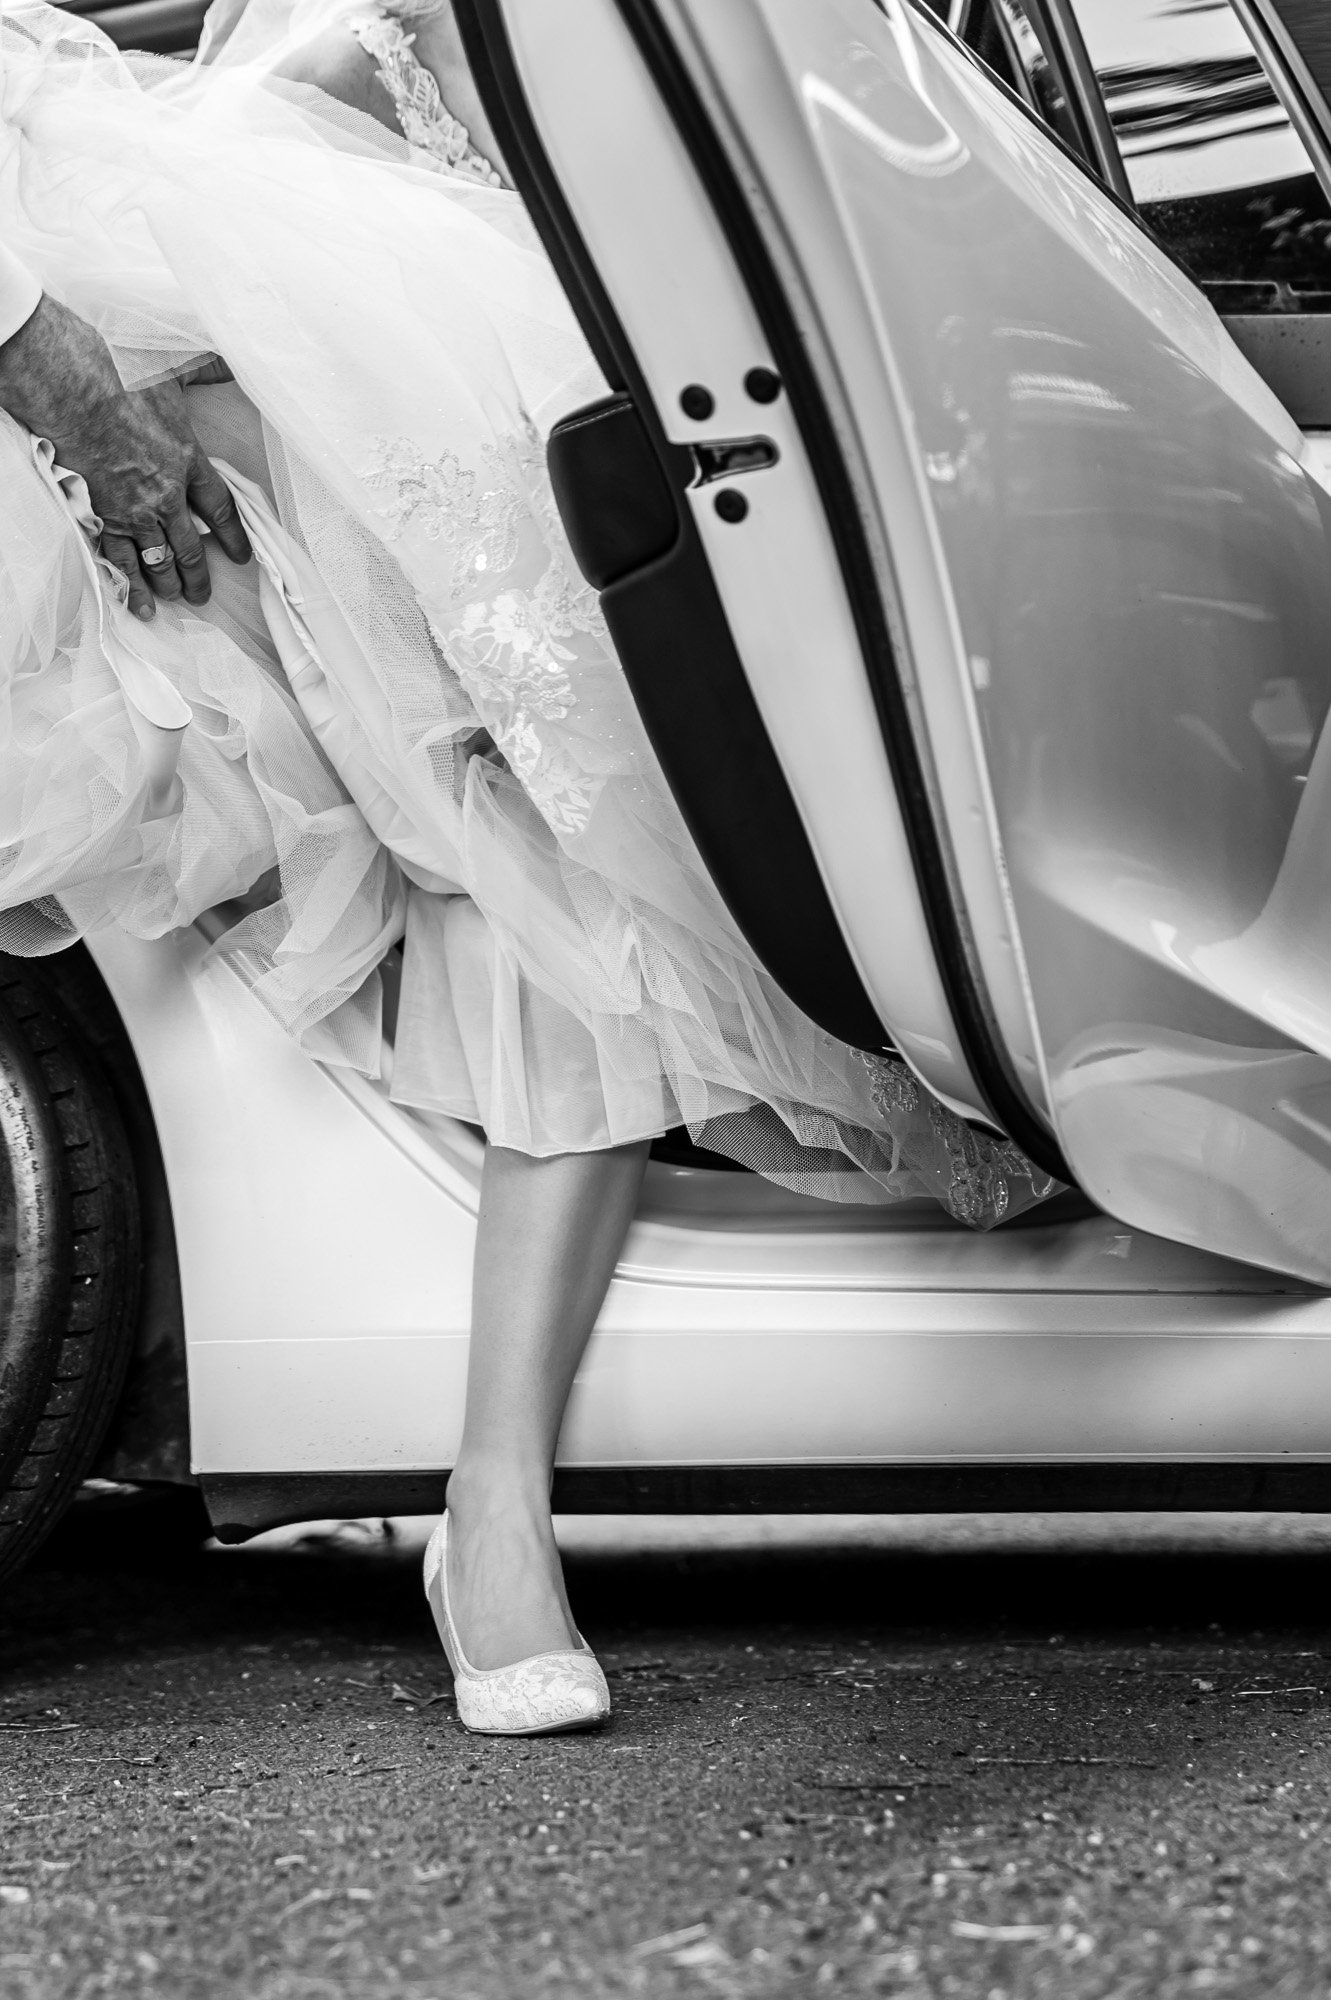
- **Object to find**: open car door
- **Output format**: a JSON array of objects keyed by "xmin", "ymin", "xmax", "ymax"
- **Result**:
[{"xmin": 456, "ymin": 0, "xmax": 1331, "ymax": 1284}]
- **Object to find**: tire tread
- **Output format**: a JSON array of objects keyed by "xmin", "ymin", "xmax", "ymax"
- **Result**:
[{"xmin": 0, "ymin": 963, "xmax": 140, "ymax": 1584}]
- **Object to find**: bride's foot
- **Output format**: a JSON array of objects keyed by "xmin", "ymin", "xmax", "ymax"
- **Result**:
[
  {"xmin": 440, "ymin": 1467, "xmax": 577, "ymax": 1667},
  {"xmin": 424, "ymin": 1469, "xmax": 609, "ymax": 1735}
]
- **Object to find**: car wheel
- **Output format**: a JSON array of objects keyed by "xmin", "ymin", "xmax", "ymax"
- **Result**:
[{"xmin": 0, "ymin": 961, "xmax": 141, "ymax": 1586}]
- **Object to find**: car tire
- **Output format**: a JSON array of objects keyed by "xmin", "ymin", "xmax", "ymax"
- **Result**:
[{"xmin": 0, "ymin": 961, "xmax": 141, "ymax": 1587}]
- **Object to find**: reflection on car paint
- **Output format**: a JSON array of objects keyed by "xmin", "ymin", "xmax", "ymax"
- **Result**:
[{"xmin": 797, "ymin": 0, "xmax": 1331, "ymax": 1276}]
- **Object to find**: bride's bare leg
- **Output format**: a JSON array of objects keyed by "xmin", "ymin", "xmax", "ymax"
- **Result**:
[
  {"xmin": 445, "ymin": 1139, "xmax": 650, "ymax": 1669},
  {"xmin": 398, "ymin": 4, "xmax": 513, "ymax": 180},
  {"xmin": 270, "ymin": 30, "xmax": 401, "ymax": 135},
  {"xmin": 269, "ymin": 3, "xmax": 514, "ymax": 186}
]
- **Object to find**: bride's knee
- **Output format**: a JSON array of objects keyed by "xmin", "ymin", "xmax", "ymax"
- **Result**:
[{"xmin": 272, "ymin": 27, "xmax": 398, "ymax": 133}]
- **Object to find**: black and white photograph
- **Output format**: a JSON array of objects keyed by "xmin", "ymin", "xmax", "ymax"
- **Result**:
[{"xmin": 3, "ymin": 0, "xmax": 1331, "ymax": 1992}]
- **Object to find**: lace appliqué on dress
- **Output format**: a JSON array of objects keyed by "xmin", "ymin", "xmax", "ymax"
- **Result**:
[
  {"xmin": 860, "ymin": 1050, "xmax": 920, "ymax": 1117},
  {"xmin": 364, "ymin": 429, "xmax": 608, "ymax": 837},
  {"xmin": 349, "ymin": 10, "xmax": 503, "ymax": 185},
  {"xmin": 447, "ymin": 571, "xmax": 600, "ymax": 838},
  {"xmin": 367, "ymin": 435, "xmax": 523, "ymax": 595},
  {"xmin": 927, "ymin": 1096, "xmax": 1055, "ymax": 1225},
  {"xmin": 861, "ymin": 1051, "xmax": 1055, "ymax": 1224}
]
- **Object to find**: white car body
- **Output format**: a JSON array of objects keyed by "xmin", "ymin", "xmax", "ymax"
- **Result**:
[
  {"xmin": 73, "ymin": 0, "xmax": 1331, "ymax": 1531},
  {"xmin": 88, "ymin": 891, "xmax": 1331, "ymax": 1532}
]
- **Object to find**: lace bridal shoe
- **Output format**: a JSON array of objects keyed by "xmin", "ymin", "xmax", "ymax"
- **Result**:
[{"xmin": 423, "ymin": 1514, "xmax": 611, "ymax": 1736}]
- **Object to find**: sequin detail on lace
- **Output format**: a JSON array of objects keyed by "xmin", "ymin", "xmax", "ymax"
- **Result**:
[
  {"xmin": 365, "ymin": 436, "xmax": 522, "ymax": 589},
  {"xmin": 925, "ymin": 1097, "xmax": 1055, "ymax": 1226},
  {"xmin": 348, "ymin": 10, "xmax": 503, "ymax": 185},
  {"xmin": 860, "ymin": 1051, "xmax": 920, "ymax": 1116}
]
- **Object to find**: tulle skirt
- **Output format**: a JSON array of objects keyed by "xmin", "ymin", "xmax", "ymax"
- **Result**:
[{"xmin": 0, "ymin": 0, "xmax": 1056, "ymax": 1222}]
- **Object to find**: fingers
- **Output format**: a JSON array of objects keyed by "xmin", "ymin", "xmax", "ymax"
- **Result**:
[
  {"xmin": 135, "ymin": 528, "xmax": 184, "ymax": 605},
  {"xmin": 99, "ymin": 454, "xmax": 247, "ymax": 622},
  {"xmin": 160, "ymin": 497, "xmax": 212, "ymax": 607},
  {"xmin": 103, "ymin": 521, "xmax": 193, "ymax": 613},
  {"xmin": 188, "ymin": 460, "xmax": 251, "ymax": 567},
  {"xmin": 100, "ymin": 531, "xmax": 156, "ymax": 622}
]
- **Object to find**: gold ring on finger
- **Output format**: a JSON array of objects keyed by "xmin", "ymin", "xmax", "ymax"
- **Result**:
[{"xmin": 140, "ymin": 543, "xmax": 171, "ymax": 568}]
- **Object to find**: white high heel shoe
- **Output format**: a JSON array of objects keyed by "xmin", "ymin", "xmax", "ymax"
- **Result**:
[{"xmin": 423, "ymin": 1513, "xmax": 610, "ymax": 1736}]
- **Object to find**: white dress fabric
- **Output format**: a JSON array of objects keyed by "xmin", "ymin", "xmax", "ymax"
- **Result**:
[
  {"xmin": 0, "ymin": 0, "xmax": 1057, "ymax": 1223},
  {"xmin": 0, "ymin": 237, "xmax": 40, "ymax": 341}
]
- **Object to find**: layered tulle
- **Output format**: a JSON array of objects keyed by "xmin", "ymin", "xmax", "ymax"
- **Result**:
[{"xmin": 0, "ymin": 0, "xmax": 1056, "ymax": 1221}]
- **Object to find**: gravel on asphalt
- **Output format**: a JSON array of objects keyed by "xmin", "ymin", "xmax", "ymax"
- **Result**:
[{"xmin": 2, "ymin": 1501, "xmax": 1331, "ymax": 1999}]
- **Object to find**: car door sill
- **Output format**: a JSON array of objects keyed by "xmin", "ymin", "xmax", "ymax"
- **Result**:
[{"xmin": 199, "ymin": 1461, "xmax": 1331, "ymax": 1543}]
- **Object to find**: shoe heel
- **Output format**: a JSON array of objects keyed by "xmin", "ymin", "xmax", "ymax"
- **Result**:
[{"xmin": 423, "ymin": 1515, "xmax": 463, "ymax": 1677}]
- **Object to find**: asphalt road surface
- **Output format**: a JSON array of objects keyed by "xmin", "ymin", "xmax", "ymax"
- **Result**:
[{"xmin": 4, "ymin": 1502, "xmax": 1331, "ymax": 1999}]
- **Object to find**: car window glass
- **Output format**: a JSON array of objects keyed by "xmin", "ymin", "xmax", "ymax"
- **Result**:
[
  {"xmin": 1068, "ymin": 0, "xmax": 1331, "ymax": 313},
  {"xmin": 993, "ymin": 0, "xmax": 1078, "ymax": 138},
  {"xmin": 932, "ymin": 0, "xmax": 1091, "ymax": 161}
]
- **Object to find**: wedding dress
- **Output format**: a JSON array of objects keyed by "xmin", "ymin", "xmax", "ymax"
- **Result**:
[{"xmin": 0, "ymin": 0, "xmax": 1056, "ymax": 1223}]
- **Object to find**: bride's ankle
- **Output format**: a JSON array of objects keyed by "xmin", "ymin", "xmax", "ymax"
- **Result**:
[{"xmin": 445, "ymin": 1457, "xmax": 552, "ymax": 1521}]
